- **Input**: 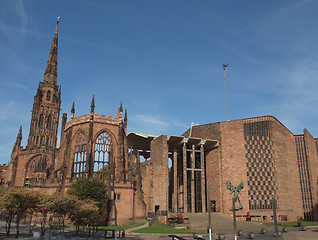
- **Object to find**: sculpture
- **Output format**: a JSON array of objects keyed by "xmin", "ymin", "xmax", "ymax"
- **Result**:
[{"xmin": 227, "ymin": 180, "xmax": 244, "ymax": 210}]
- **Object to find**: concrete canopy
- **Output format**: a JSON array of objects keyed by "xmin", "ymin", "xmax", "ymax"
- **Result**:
[{"xmin": 127, "ymin": 132, "xmax": 218, "ymax": 153}]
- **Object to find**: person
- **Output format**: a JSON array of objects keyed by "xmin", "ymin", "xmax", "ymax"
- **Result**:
[
  {"xmin": 48, "ymin": 215, "xmax": 53, "ymax": 228},
  {"xmin": 177, "ymin": 214, "xmax": 184, "ymax": 224},
  {"xmin": 246, "ymin": 212, "xmax": 251, "ymax": 221}
]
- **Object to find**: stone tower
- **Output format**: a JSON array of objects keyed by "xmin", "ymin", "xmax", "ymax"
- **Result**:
[
  {"xmin": 6, "ymin": 19, "xmax": 61, "ymax": 187},
  {"xmin": 27, "ymin": 19, "xmax": 61, "ymax": 151}
]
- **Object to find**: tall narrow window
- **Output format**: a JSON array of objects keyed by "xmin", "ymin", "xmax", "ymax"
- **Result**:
[
  {"xmin": 53, "ymin": 94, "xmax": 57, "ymax": 104},
  {"xmin": 46, "ymin": 90, "xmax": 51, "ymax": 101},
  {"xmin": 73, "ymin": 132, "xmax": 87, "ymax": 178},
  {"xmin": 47, "ymin": 115, "xmax": 52, "ymax": 128},
  {"xmin": 38, "ymin": 114, "xmax": 44, "ymax": 127},
  {"xmin": 40, "ymin": 136, "xmax": 45, "ymax": 145},
  {"xmin": 94, "ymin": 132, "xmax": 112, "ymax": 179}
]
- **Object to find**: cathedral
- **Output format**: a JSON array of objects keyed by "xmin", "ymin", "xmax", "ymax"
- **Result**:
[
  {"xmin": 3, "ymin": 20, "xmax": 146, "ymax": 225},
  {"xmin": 2, "ymin": 20, "xmax": 318, "ymax": 225}
]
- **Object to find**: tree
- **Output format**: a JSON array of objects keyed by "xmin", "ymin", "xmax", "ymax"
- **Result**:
[
  {"xmin": 67, "ymin": 178, "xmax": 108, "ymax": 211},
  {"xmin": 50, "ymin": 192, "xmax": 77, "ymax": 233},
  {"xmin": 68, "ymin": 199, "xmax": 99, "ymax": 235},
  {"xmin": 37, "ymin": 194, "xmax": 54, "ymax": 235},
  {"xmin": 0, "ymin": 187, "xmax": 39, "ymax": 237}
]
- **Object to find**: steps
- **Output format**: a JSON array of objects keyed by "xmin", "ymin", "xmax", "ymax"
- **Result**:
[{"xmin": 183, "ymin": 212, "xmax": 271, "ymax": 234}]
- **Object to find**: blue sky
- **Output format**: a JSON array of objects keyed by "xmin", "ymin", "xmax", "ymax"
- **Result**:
[{"xmin": 1, "ymin": 0, "xmax": 318, "ymax": 164}]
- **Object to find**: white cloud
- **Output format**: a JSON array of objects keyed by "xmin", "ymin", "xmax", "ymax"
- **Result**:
[
  {"xmin": 0, "ymin": 0, "xmax": 29, "ymax": 37},
  {"xmin": 0, "ymin": 102, "xmax": 15, "ymax": 121},
  {"xmin": 129, "ymin": 114, "xmax": 189, "ymax": 135},
  {"xmin": 263, "ymin": 58, "xmax": 318, "ymax": 134}
]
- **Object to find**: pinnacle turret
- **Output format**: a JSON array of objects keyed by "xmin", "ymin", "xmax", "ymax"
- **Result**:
[
  {"xmin": 90, "ymin": 95, "xmax": 95, "ymax": 113},
  {"xmin": 71, "ymin": 100, "xmax": 75, "ymax": 118},
  {"xmin": 124, "ymin": 109, "xmax": 128, "ymax": 123},
  {"xmin": 119, "ymin": 100, "xmax": 123, "ymax": 113},
  {"xmin": 17, "ymin": 125, "xmax": 22, "ymax": 141},
  {"xmin": 11, "ymin": 126, "xmax": 22, "ymax": 157}
]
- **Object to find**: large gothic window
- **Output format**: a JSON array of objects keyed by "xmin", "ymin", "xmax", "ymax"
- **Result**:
[
  {"xmin": 94, "ymin": 132, "xmax": 112, "ymax": 178},
  {"xmin": 73, "ymin": 132, "xmax": 87, "ymax": 178},
  {"xmin": 24, "ymin": 155, "xmax": 43, "ymax": 186}
]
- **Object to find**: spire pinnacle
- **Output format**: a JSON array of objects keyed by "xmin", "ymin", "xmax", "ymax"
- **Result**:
[
  {"xmin": 43, "ymin": 19, "xmax": 59, "ymax": 85},
  {"xmin": 13, "ymin": 126, "xmax": 22, "ymax": 150},
  {"xmin": 124, "ymin": 109, "xmax": 128, "ymax": 123},
  {"xmin": 18, "ymin": 125, "xmax": 22, "ymax": 139},
  {"xmin": 71, "ymin": 100, "xmax": 75, "ymax": 119},
  {"xmin": 119, "ymin": 100, "xmax": 123, "ymax": 113},
  {"xmin": 90, "ymin": 94, "xmax": 95, "ymax": 113}
]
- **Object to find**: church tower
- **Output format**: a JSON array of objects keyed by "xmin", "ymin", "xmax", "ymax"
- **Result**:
[{"xmin": 27, "ymin": 18, "xmax": 61, "ymax": 150}]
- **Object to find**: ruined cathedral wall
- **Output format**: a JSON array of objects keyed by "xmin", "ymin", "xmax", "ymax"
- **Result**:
[
  {"xmin": 8, "ymin": 148, "xmax": 57, "ymax": 188},
  {"xmin": 149, "ymin": 135, "xmax": 169, "ymax": 217},
  {"xmin": 62, "ymin": 115, "xmax": 121, "ymax": 180},
  {"xmin": 140, "ymin": 160, "xmax": 154, "ymax": 215}
]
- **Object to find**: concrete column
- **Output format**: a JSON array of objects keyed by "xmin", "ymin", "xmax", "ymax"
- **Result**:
[
  {"xmin": 173, "ymin": 148, "xmax": 178, "ymax": 212},
  {"xmin": 183, "ymin": 143, "xmax": 187, "ymax": 213},
  {"xmin": 201, "ymin": 144, "xmax": 206, "ymax": 212}
]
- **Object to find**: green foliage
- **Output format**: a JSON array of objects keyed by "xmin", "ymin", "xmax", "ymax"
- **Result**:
[
  {"xmin": 67, "ymin": 178, "xmax": 107, "ymax": 210},
  {"xmin": 68, "ymin": 199, "xmax": 100, "ymax": 232},
  {"xmin": 133, "ymin": 221, "xmax": 193, "ymax": 234},
  {"xmin": 37, "ymin": 194, "xmax": 55, "ymax": 234},
  {"xmin": 263, "ymin": 221, "xmax": 318, "ymax": 227},
  {"xmin": 50, "ymin": 192, "xmax": 78, "ymax": 232},
  {"xmin": 100, "ymin": 221, "xmax": 147, "ymax": 231},
  {"xmin": 0, "ymin": 187, "xmax": 39, "ymax": 236}
]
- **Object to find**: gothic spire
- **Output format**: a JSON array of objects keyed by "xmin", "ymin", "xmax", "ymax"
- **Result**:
[
  {"xmin": 90, "ymin": 94, "xmax": 95, "ymax": 113},
  {"xmin": 71, "ymin": 100, "xmax": 75, "ymax": 119},
  {"xmin": 43, "ymin": 17, "xmax": 59, "ymax": 85}
]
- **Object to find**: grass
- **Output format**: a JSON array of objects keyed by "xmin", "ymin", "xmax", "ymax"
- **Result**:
[
  {"xmin": 52, "ymin": 221, "xmax": 146, "ymax": 231},
  {"xmin": 98, "ymin": 221, "xmax": 146, "ymax": 231},
  {"xmin": 263, "ymin": 221, "xmax": 318, "ymax": 227},
  {"xmin": 132, "ymin": 221, "xmax": 194, "ymax": 234}
]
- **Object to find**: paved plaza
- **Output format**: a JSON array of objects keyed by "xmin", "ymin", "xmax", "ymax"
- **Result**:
[{"xmin": 0, "ymin": 221, "xmax": 318, "ymax": 240}]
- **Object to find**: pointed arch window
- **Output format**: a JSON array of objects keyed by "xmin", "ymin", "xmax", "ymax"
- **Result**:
[
  {"xmin": 94, "ymin": 132, "xmax": 112, "ymax": 178},
  {"xmin": 24, "ymin": 155, "xmax": 40, "ymax": 186},
  {"xmin": 40, "ymin": 136, "xmax": 45, "ymax": 145},
  {"xmin": 73, "ymin": 132, "xmax": 87, "ymax": 178},
  {"xmin": 47, "ymin": 115, "xmax": 52, "ymax": 128},
  {"xmin": 53, "ymin": 94, "xmax": 57, "ymax": 104},
  {"xmin": 38, "ymin": 114, "xmax": 44, "ymax": 127},
  {"xmin": 46, "ymin": 90, "xmax": 51, "ymax": 101}
]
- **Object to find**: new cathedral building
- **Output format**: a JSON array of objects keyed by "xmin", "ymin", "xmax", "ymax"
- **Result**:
[{"xmin": 1, "ymin": 20, "xmax": 318, "ymax": 224}]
